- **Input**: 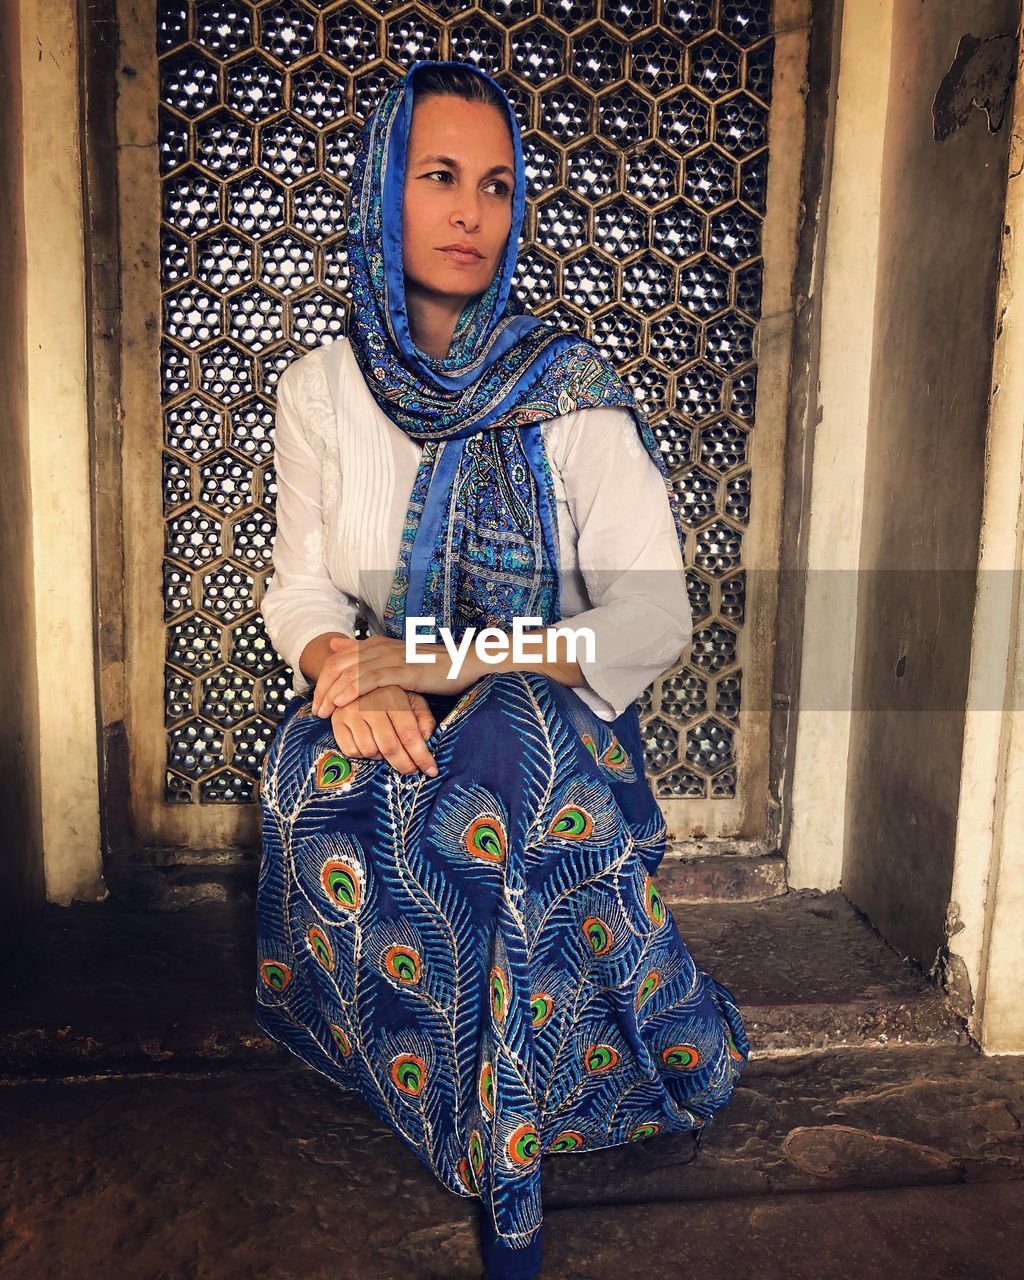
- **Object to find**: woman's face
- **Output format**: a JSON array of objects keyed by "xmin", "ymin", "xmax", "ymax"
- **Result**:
[{"xmin": 401, "ymin": 94, "xmax": 515, "ymax": 302}]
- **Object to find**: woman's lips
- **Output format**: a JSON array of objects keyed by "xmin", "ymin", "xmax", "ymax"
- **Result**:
[{"xmin": 439, "ymin": 247, "xmax": 483, "ymax": 264}]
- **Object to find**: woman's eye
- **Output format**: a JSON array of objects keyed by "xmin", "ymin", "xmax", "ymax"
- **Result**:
[{"xmin": 423, "ymin": 172, "xmax": 510, "ymax": 198}]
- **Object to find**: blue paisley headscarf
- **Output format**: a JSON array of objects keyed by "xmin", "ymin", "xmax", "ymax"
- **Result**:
[{"xmin": 343, "ymin": 58, "xmax": 686, "ymax": 641}]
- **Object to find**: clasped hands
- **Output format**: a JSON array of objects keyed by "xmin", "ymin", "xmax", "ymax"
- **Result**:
[{"xmin": 310, "ymin": 634, "xmax": 484, "ymax": 778}]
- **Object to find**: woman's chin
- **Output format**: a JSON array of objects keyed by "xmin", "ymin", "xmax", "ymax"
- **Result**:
[
  {"xmin": 404, "ymin": 262, "xmax": 495, "ymax": 303},
  {"xmin": 437, "ymin": 264, "xmax": 489, "ymax": 286},
  {"xmin": 417, "ymin": 273, "xmax": 488, "ymax": 299}
]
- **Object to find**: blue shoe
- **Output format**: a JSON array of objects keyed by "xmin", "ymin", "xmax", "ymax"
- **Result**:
[{"xmin": 477, "ymin": 1207, "xmax": 543, "ymax": 1280}]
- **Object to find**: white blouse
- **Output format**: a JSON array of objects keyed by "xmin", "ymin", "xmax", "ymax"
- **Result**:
[{"xmin": 261, "ymin": 337, "xmax": 693, "ymax": 721}]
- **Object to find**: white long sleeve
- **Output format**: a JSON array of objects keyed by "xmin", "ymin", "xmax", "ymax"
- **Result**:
[
  {"xmin": 259, "ymin": 364, "xmax": 361, "ymax": 698},
  {"xmin": 549, "ymin": 406, "xmax": 693, "ymax": 720}
]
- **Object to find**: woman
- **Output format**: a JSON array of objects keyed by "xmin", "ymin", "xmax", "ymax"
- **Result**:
[{"xmin": 255, "ymin": 59, "xmax": 750, "ymax": 1280}]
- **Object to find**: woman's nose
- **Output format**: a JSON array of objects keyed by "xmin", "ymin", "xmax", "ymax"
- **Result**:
[{"xmin": 451, "ymin": 194, "xmax": 481, "ymax": 231}]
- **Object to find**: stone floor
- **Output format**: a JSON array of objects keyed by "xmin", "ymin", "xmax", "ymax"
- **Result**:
[
  {"xmin": 1, "ymin": 889, "xmax": 1022, "ymax": 1277},
  {"xmin": 1, "ymin": 1055, "xmax": 1023, "ymax": 1278}
]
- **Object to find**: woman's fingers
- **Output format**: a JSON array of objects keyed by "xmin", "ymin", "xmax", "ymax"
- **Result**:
[
  {"xmin": 335, "ymin": 713, "xmax": 378, "ymax": 760},
  {"xmin": 311, "ymin": 675, "xmax": 328, "ymax": 717},
  {"xmin": 314, "ymin": 670, "xmax": 366, "ymax": 715},
  {"xmin": 312, "ymin": 653, "xmax": 370, "ymax": 716},
  {"xmin": 316, "ymin": 659, "xmax": 459, "ymax": 715},
  {"xmin": 389, "ymin": 710, "xmax": 438, "ymax": 776},
  {"xmin": 327, "ymin": 690, "xmax": 439, "ymax": 777},
  {"xmin": 414, "ymin": 708, "xmax": 436, "ymax": 741},
  {"xmin": 311, "ymin": 676, "xmax": 330, "ymax": 717},
  {"xmin": 312, "ymin": 637, "xmax": 448, "ymax": 716},
  {"xmin": 331, "ymin": 720, "xmax": 378, "ymax": 760},
  {"xmin": 406, "ymin": 691, "xmax": 437, "ymax": 741},
  {"xmin": 314, "ymin": 671, "xmax": 356, "ymax": 717},
  {"xmin": 364, "ymin": 716, "xmax": 420, "ymax": 775},
  {"xmin": 331, "ymin": 666, "xmax": 414, "ymax": 708},
  {"xmin": 313, "ymin": 639, "xmax": 402, "ymax": 713}
]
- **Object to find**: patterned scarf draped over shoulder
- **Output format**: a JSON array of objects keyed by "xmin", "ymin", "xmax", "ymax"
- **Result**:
[{"xmin": 342, "ymin": 58, "xmax": 685, "ymax": 640}]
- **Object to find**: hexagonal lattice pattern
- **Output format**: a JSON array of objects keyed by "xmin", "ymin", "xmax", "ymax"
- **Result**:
[{"xmin": 157, "ymin": 0, "xmax": 774, "ymax": 802}]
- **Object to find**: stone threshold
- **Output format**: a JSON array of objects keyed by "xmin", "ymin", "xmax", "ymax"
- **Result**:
[{"xmin": 0, "ymin": 888, "xmax": 966, "ymax": 1078}]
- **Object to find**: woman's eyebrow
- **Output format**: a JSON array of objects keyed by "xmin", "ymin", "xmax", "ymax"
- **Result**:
[{"xmin": 415, "ymin": 153, "xmax": 514, "ymax": 180}]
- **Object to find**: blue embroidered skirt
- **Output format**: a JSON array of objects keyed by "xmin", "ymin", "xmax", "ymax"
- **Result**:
[{"xmin": 255, "ymin": 670, "xmax": 750, "ymax": 1277}]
